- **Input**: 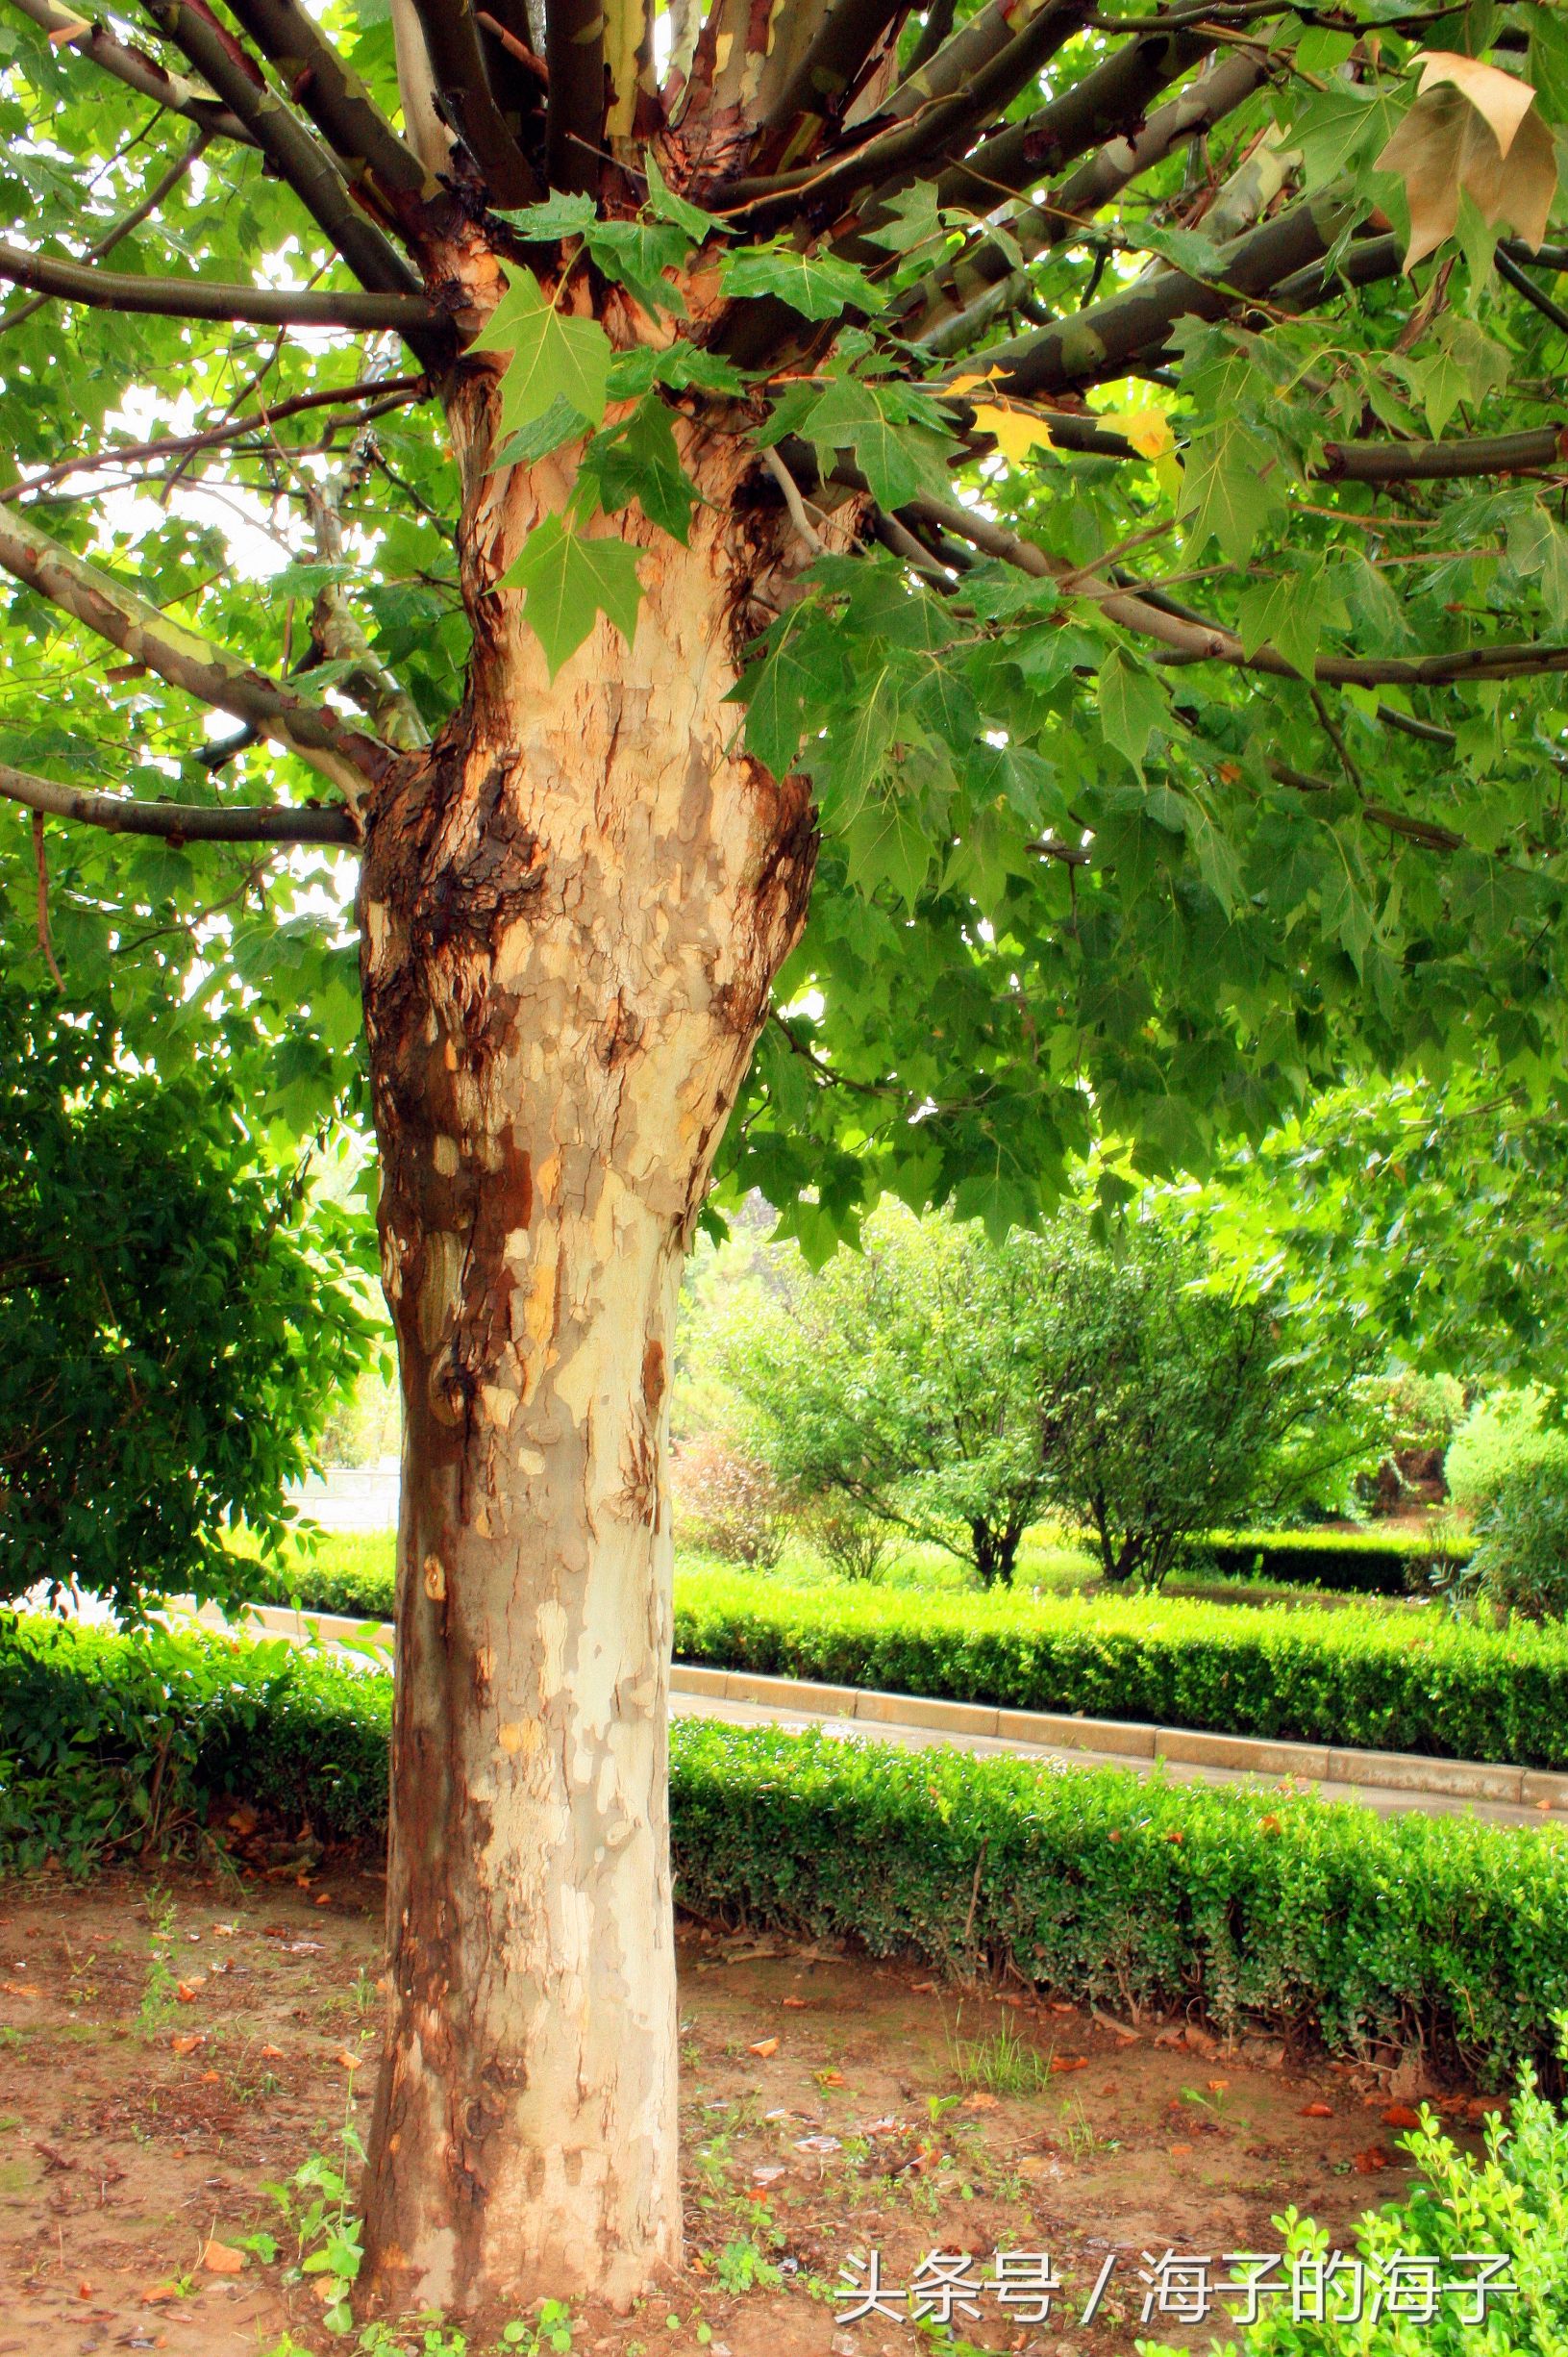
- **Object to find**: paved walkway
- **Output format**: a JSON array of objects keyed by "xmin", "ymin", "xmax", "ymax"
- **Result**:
[{"xmin": 680, "ymin": 1687, "xmax": 1556, "ymax": 1830}]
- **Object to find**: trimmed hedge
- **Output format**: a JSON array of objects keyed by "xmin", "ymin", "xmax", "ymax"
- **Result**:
[
  {"xmin": 234, "ymin": 1552, "xmax": 1568, "ymax": 1770},
  {"xmin": 4, "ymin": 1614, "xmax": 1568, "ymax": 2082},
  {"xmin": 671, "ymin": 1570, "xmax": 1568, "ymax": 1770},
  {"xmin": 1173, "ymin": 1526, "xmax": 1469, "ymax": 1598}
]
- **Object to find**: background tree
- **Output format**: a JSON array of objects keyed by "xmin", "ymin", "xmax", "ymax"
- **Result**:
[
  {"xmin": 6, "ymin": 0, "xmax": 1568, "ymax": 2315},
  {"xmin": 1030, "ymin": 1211, "xmax": 1378, "ymax": 1586},
  {"xmin": 0, "ymin": 977, "xmax": 375, "ymax": 1614},
  {"xmin": 723, "ymin": 1207, "xmax": 1058, "ymax": 1584}
]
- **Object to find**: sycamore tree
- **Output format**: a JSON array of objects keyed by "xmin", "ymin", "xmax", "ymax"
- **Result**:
[{"xmin": 7, "ymin": 0, "xmax": 1568, "ymax": 2316}]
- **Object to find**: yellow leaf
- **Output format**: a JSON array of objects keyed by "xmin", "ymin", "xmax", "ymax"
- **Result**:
[
  {"xmin": 974, "ymin": 403, "xmax": 1055, "ymax": 464},
  {"xmin": 947, "ymin": 367, "xmax": 1004, "ymax": 397},
  {"xmin": 1414, "ymin": 50, "xmax": 1537, "ymax": 157},
  {"xmin": 1377, "ymin": 63, "xmax": 1557, "ymax": 268},
  {"xmin": 1104, "ymin": 407, "xmax": 1175, "ymax": 463}
]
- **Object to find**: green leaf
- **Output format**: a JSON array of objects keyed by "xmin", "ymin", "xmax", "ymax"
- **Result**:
[
  {"xmin": 843, "ymin": 793, "xmax": 933, "ymax": 909},
  {"xmin": 499, "ymin": 515, "xmax": 644, "ymax": 677},
  {"xmin": 585, "ymin": 219, "xmax": 690, "ymax": 315},
  {"xmin": 643, "ymin": 148, "xmax": 724, "ymax": 242},
  {"xmin": 1236, "ymin": 564, "xmax": 1329, "ymax": 680},
  {"xmin": 720, "ymin": 241, "xmax": 886, "ymax": 321},
  {"xmin": 799, "ymin": 376, "xmax": 956, "ymax": 510},
  {"xmin": 577, "ymin": 397, "xmax": 698, "ymax": 544},
  {"xmin": 472, "ymin": 266, "xmax": 613, "ymax": 440},
  {"xmin": 1097, "ymin": 648, "xmax": 1169, "ymax": 780},
  {"xmin": 496, "ymin": 191, "xmax": 598, "ymax": 240},
  {"xmin": 1180, "ymin": 422, "xmax": 1282, "ymax": 566}
]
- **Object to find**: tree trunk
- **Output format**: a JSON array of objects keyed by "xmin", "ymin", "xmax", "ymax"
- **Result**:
[{"xmin": 355, "ymin": 372, "xmax": 819, "ymax": 2314}]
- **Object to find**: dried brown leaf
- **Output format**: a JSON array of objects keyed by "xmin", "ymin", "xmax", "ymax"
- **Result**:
[{"xmin": 1377, "ymin": 70, "xmax": 1557, "ymax": 268}]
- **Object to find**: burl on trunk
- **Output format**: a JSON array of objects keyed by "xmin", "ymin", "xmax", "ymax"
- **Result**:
[{"xmin": 356, "ymin": 386, "xmax": 818, "ymax": 2310}]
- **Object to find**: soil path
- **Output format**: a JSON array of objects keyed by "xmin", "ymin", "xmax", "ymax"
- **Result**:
[{"xmin": 0, "ymin": 1867, "xmax": 1509, "ymax": 2357}]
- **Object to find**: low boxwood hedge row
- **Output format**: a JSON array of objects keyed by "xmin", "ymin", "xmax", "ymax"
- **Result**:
[
  {"xmin": 673, "ymin": 1570, "xmax": 1568, "ymax": 1770},
  {"xmin": 4, "ymin": 1614, "xmax": 1568, "ymax": 2082},
  {"xmin": 232, "ymin": 1551, "xmax": 1566, "ymax": 1770},
  {"xmin": 1173, "ymin": 1527, "xmax": 1469, "ymax": 1598}
]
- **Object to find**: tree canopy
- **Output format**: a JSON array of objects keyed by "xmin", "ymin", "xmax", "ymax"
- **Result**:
[{"xmin": 4, "ymin": 0, "xmax": 1568, "ymax": 1216}]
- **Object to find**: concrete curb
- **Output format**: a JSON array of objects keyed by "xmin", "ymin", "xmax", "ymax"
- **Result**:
[{"xmin": 200, "ymin": 1596, "xmax": 1568, "ymax": 1814}]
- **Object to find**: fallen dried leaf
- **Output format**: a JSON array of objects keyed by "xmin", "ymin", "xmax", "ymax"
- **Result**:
[
  {"xmin": 1301, "ymin": 2101, "xmax": 1334, "ymax": 2119},
  {"xmin": 747, "ymin": 2036, "xmax": 780, "ymax": 2059},
  {"xmin": 140, "ymin": 2286, "xmax": 179, "ymax": 2306},
  {"xmin": 258, "ymin": 2043, "xmax": 285, "ymax": 2061},
  {"xmin": 202, "ymin": 2242, "xmax": 245, "ymax": 2275},
  {"xmin": 910, "ymin": 1980, "xmax": 937, "ymax": 1994},
  {"xmin": 336, "ymin": 2048, "xmax": 363, "ymax": 2070},
  {"xmin": 35, "ymin": 2141, "xmax": 75, "ymax": 2172},
  {"xmin": 1207, "ymin": 2079, "xmax": 1230, "ymax": 2094},
  {"xmin": 817, "ymin": 2069, "xmax": 845, "ymax": 2086},
  {"xmin": 1169, "ymin": 2141, "xmax": 1193, "ymax": 2155},
  {"xmin": 1354, "ymin": 2144, "xmax": 1392, "ymax": 2173},
  {"xmin": 794, "ymin": 2134, "xmax": 841, "ymax": 2153},
  {"xmin": 175, "ymin": 1983, "xmax": 200, "ymax": 2004},
  {"xmin": 313, "ymin": 1893, "xmax": 332, "ymax": 1907},
  {"xmin": 962, "ymin": 2092, "xmax": 1000, "ymax": 2111},
  {"xmin": 199, "ymin": 2070, "xmax": 222, "ymax": 2084},
  {"xmin": 782, "ymin": 1996, "xmax": 809, "ymax": 2010},
  {"xmin": 751, "ymin": 2162, "xmax": 785, "ymax": 2184},
  {"xmin": 169, "ymin": 2033, "xmax": 205, "ymax": 2056},
  {"xmin": 211, "ymin": 1923, "xmax": 236, "ymax": 1939},
  {"xmin": 1050, "ymin": 2056, "xmax": 1087, "ymax": 2074},
  {"xmin": 1382, "ymin": 2103, "xmax": 1422, "ymax": 2130}
]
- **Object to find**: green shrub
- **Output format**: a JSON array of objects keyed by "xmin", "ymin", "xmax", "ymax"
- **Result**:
[
  {"xmin": 1446, "ymin": 1389, "xmax": 1568, "ymax": 1518},
  {"xmin": 7, "ymin": 1615, "xmax": 1568, "ymax": 2084},
  {"xmin": 1174, "ymin": 1528, "xmax": 1469, "ymax": 1598},
  {"xmin": 1154, "ymin": 2067, "xmax": 1568, "ymax": 2354},
  {"xmin": 666, "ymin": 1568, "xmax": 1568, "ymax": 1769},
  {"xmin": 0, "ymin": 981, "xmax": 377, "ymax": 1616},
  {"xmin": 231, "ymin": 1549, "xmax": 1566, "ymax": 1768},
  {"xmin": 1467, "ymin": 1467, "xmax": 1568, "ymax": 1625}
]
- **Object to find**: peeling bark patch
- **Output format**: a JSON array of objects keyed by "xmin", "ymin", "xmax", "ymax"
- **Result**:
[{"xmin": 641, "ymin": 1339, "xmax": 666, "ymax": 1416}]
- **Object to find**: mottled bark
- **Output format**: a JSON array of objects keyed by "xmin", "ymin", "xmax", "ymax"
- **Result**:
[{"xmin": 357, "ymin": 321, "xmax": 818, "ymax": 2312}]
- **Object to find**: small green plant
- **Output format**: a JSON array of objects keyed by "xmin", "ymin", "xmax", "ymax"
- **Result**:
[
  {"xmin": 254, "ymin": 2091, "xmax": 367, "ymax": 2335},
  {"xmin": 947, "ymin": 2019, "xmax": 1051, "ymax": 2096},
  {"xmin": 499, "ymin": 2299, "xmax": 574, "ymax": 2355},
  {"xmin": 137, "ymin": 1886, "xmax": 181, "ymax": 2036},
  {"xmin": 709, "ymin": 2235, "xmax": 782, "ymax": 2294},
  {"xmin": 925, "ymin": 2091, "xmax": 962, "ymax": 2123}
]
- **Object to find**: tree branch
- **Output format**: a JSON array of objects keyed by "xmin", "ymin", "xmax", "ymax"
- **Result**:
[
  {"xmin": 0, "ymin": 123, "xmax": 210, "ymax": 340},
  {"xmin": 0, "ymin": 374, "xmax": 427, "ymax": 504},
  {"xmin": 966, "ymin": 194, "xmax": 1362, "ymax": 401},
  {"xmin": 408, "ymin": 0, "xmax": 539, "ymax": 203},
  {"xmin": 899, "ymin": 50, "xmax": 1265, "ymax": 353},
  {"xmin": 0, "ymin": 761, "xmax": 359, "ymax": 843},
  {"xmin": 933, "ymin": 24, "xmax": 1214, "ymax": 214},
  {"xmin": 0, "ymin": 238, "xmax": 440, "ymax": 332},
  {"xmin": 5, "ymin": 0, "xmax": 255, "ymax": 140},
  {"xmin": 219, "ymin": 0, "xmax": 430, "ymax": 205},
  {"xmin": 543, "ymin": 0, "xmax": 606, "ymax": 189},
  {"xmin": 758, "ymin": 0, "xmax": 905, "ymax": 142},
  {"xmin": 907, "ymin": 488, "xmax": 1568, "ymax": 690},
  {"xmin": 140, "ymin": 0, "xmax": 430, "ymax": 313},
  {"xmin": 0, "ymin": 500, "xmax": 392, "ymax": 800}
]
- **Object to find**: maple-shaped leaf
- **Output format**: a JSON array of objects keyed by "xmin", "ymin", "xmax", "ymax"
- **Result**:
[
  {"xmin": 973, "ymin": 403, "xmax": 1056, "ymax": 465},
  {"xmin": 500, "ymin": 515, "xmax": 644, "ymax": 677},
  {"xmin": 1376, "ymin": 52, "xmax": 1557, "ymax": 270},
  {"xmin": 473, "ymin": 266, "xmax": 613, "ymax": 441}
]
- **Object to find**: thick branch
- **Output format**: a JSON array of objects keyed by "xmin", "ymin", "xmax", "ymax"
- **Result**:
[
  {"xmin": 759, "ymin": 0, "xmax": 905, "ymax": 140},
  {"xmin": 933, "ymin": 25, "xmax": 1213, "ymax": 213},
  {"xmin": 968, "ymin": 194, "xmax": 1362, "ymax": 401},
  {"xmin": 221, "ymin": 0, "xmax": 430, "ymax": 203},
  {"xmin": 409, "ymin": 0, "xmax": 538, "ymax": 203},
  {"xmin": 5, "ymin": 0, "xmax": 255, "ymax": 139},
  {"xmin": 0, "ymin": 762, "xmax": 359, "ymax": 843},
  {"xmin": 900, "ymin": 50, "xmax": 1266, "ymax": 353},
  {"xmin": 0, "ymin": 123, "xmax": 210, "ymax": 340},
  {"xmin": 0, "ymin": 500, "xmax": 391, "ymax": 799},
  {"xmin": 0, "ymin": 238, "xmax": 440, "ymax": 331},
  {"xmin": 543, "ymin": 0, "xmax": 605, "ymax": 188},
  {"xmin": 908, "ymin": 489, "xmax": 1568, "ymax": 689},
  {"xmin": 141, "ymin": 0, "xmax": 428, "ymax": 308}
]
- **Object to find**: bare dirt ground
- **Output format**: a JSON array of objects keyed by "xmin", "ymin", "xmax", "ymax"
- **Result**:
[{"xmin": 0, "ymin": 1860, "xmax": 1507, "ymax": 2357}]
